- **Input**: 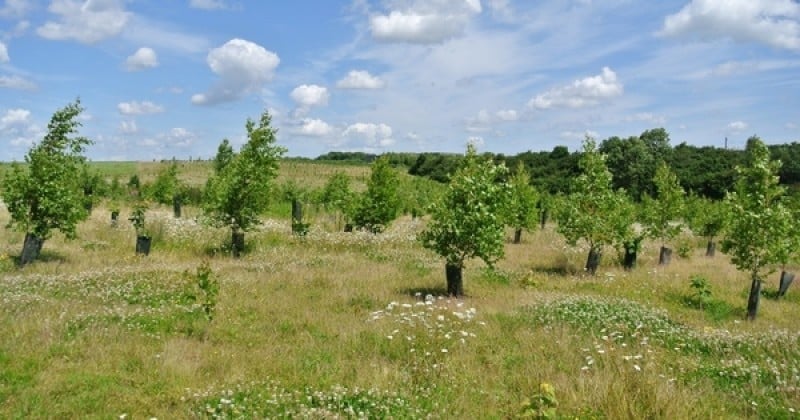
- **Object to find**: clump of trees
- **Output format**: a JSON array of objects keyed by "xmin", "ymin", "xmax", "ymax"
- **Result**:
[
  {"xmin": 203, "ymin": 111, "xmax": 286, "ymax": 257},
  {"xmin": 2, "ymin": 100, "xmax": 92, "ymax": 265},
  {"xmin": 420, "ymin": 143, "xmax": 510, "ymax": 296}
]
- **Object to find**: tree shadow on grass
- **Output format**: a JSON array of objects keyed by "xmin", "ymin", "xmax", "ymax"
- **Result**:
[{"xmin": 14, "ymin": 250, "xmax": 68, "ymax": 267}]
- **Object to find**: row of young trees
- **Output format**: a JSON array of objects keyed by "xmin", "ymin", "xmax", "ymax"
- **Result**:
[{"xmin": 2, "ymin": 101, "xmax": 796, "ymax": 320}]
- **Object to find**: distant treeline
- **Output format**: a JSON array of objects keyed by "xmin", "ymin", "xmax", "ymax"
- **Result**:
[{"xmin": 314, "ymin": 129, "xmax": 800, "ymax": 200}]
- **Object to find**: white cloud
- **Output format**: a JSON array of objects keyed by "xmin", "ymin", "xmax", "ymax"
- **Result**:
[
  {"xmin": 117, "ymin": 101, "xmax": 164, "ymax": 115},
  {"xmin": 138, "ymin": 127, "xmax": 196, "ymax": 149},
  {"xmin": 192, "ymin": 38, "xmax": 280, "ymax": 106},
  {"xmin": 370, "ymin": 0, "xmax": 482, "ymax": 44},
  {"xmin": 37, "ymin": 0, "xmax": 130, "ymax": 44},
  {"xmin": 0, "ymin": 74, "xmax": 36, "ymax": 90},
  {"xmin": 290, "ymin": 84, "xmax": 329, "ymax": 108},
  {"xmin": 495, "ymin": 109, "xmax": 518, "ymax": 121},
  {"xmin": 624, "ymin": 112, "xmax": 666, "ymax": 125},
  {"xmin": 189, "ymin": 0, "xmax": 230, "ymax": 10},
  {"xmin": 560, "ymin": 130, "xmax": 599, "ymax": 141},
  {"xmin": 0, "ymin": 41, "xmax": 8, "ymax": 63},
  {"xmin": 0, "ymin": 108, "xmax": 30, "ymax": 129},
  {"xmin": 342, "ymin": 122, "xmax": 393, "ymax": 146},
  {"xmin": 124, "ymin": 47, "xmax": 158, "ymax": 71},
  {"xmin": 119, "ymin": 120, "xmax": 138, "ymax": 134},
  {"xmin": 661, "ymin": 0, "xmax": 800, "ymax": 51},
  {"xmin": 528, "ymin": 67, "xmax": 623, "ymax": 109},
  {"xmin": 727, "ymin": 121, "xmax": 748, "ymax": 132},
  {"xmin": 296, "ymin": 118, "xmax": 333, "ymax": 137},
  {"xmin": 787, "ymin": 122, "xmax": 797, "ymax": 129},
  {"xmin": 0, "ymin": 0, "xmax": 32, "ymax": 18},
  {"xmin": 122, "ymin": 15, "xmax": 209, "ymax": 54},
  {"xmin": 467, "ymin": 135, "xmax": 484, "ymax": 147},
  {"xmin": 336, "ymin": 70, "xmax": 385, "ymax": 89}
]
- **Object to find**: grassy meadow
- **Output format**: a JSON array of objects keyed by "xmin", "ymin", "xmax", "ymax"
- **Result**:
[{"xmin": 1, "ymin": 160, "xmax": 800, "ymax": 418}]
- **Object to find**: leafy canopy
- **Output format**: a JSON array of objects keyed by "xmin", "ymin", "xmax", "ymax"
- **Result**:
[
  {"xmin": 642, "ymin": 162, "xmax": 686, "ymax": 244},
  {"xmin": 2, "ymin": 99, "xmax": 92, "ymax": 239},
  {"xmin": 353, "ymin": 156, "xmax": 401, "ymax": 233},
  {"xmin": 505, "ymin": 162, "xmax": 539, "ymax": 231},
  {"xmin": 556, "ymin": 136, "xmax": 628, "ymax": 249},
  {"xmin": 722, "ymin": 136, "xmax": 799, "ymax": 276},
  {"xmin": 420, "ymin": 143, "xmax": 510, "ymax": 267},
  {"xmin": 203, "ymin": 111, "xmax": 286, "ymax": 232}
]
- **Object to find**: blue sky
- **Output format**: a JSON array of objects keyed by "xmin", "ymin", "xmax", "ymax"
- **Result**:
[{"xmin": 1, "ymin": 0, "xmax": 799, "ymax": 161}]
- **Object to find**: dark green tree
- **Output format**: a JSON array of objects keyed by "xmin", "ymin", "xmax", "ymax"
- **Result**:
[
  {"xmin": 203, "ymin": 111, "xmax": 286, "ymax": 257},
  {"xmin": 505, "ymin": 161, "xmax": 539, "ymax": 244},
  {"xmin": 2, "ymin": 100, "xmax": 92, "ymax": 265},
  {"xmin": 353, "ymin": 156, "xmax": 401, "ymax": 233},
  {"xmin": 642, "ymin": 162, "xmax": 686, "ymax": 265},
  {"xmin": 320, "ymin": 171, "xmax": 356, "ymax": 230}
]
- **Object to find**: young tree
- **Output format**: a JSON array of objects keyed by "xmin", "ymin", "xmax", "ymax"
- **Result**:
[
  {"xmin": 213, "ymin": 139, "xmax": 234, "ymax": 173},
  {"xmin": 556, "ymin": 137, "xmax": 628, "ymax": 275},
  {"xmin": 420, "ymin": 143, "xmax": 510, "ymax": 296},
  {"xmin": 2, "ymin": 100, "xmax": 92, "ymax": 265},
  {"xmin": 506, "ymin": 162, "xmax": 539, "ymax": 244},
  {"xmin": 203, "ymin": 111, "xmax": 286, "ymax": 257},
  {"xmin": 722, "ymin": 137, "xmax": 799, "ymax": 320},
  {"xmin": 147, "ymin": 160, "xmax": 181, "ymax": 206},
  {"xmin": 320, "ymin": 171, "xmax": 356, "ymax": 231},
  {"xmin": 353, "ymin": 156, "xmax": 401, "ymax": 233},
  {"xmin": 686, "ymin": 195, "xmax": 729, "ymax": 257},
  {"xmin": 642, "ymin": 162, "xmax": 686, "ymax": 265}
]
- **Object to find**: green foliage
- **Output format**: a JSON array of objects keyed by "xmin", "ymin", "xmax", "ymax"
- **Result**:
[
  {"xmin": 353, "ymin": 156, "xmax": 401, "ymax": 233},
  {"xmin": 146, "ymin": 160, "xmax": 181, "ymax": 205},
  {"xmin": 686, "ymin": 195, "xmax": 729, "ymax": 240},
  {"xmin": 203, "ymin": 111, "xmax": 286, "ymax": 234},
  {"xmin": 213, "ymin": 138, "xmax": 234, "ymax": 173},
  {"xmin": 128, "ymin": 202, "xmax": 148, "ymax": 236},
  {"xmin": 420, "ymin": 143, "xmax": 510, "ymax": 267},
  {"xmin": 519, "ymin": 382, "xmax": 559, "ymax": 419},
  {"xmin": 689, "ymin": 275, "xmax": 712, "ymax": 308},
  {"xmin": 722, "ymin": 137, "xmax": 799, "ymax": 278},
  {"xmin": 642, "ymin": 162, "xmax": 686, "ymax": 245},
  {"xmin": 556, "ymin": 137, "xmax": 629, "ymax": 251},
  {"xmin": 505, "ymin": 162, "xmax": 539, "ymax": 231},
  {"xmin": 320, "ymin": 171, "xmax": 357, "ymax": 222},
  {"xmin": 2, "ymin": 99, "xmax": 92, "ymax": 241},
  {"xmin": 193, "ymin": 261, "xmax": 218, "ymax": 322}
]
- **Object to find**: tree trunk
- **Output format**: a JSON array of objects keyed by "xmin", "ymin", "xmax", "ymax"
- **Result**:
[
  {"xmin": 173, "ymin": 195, "xmax": 182, "ymax": 218},
  {"xmin": 540, "ymin": 209, "xmax": 548, "ymax": 230},
  {"xmin": 623, "ymin": 246, "xmax": 637, "ymax": 271},
  {"xmin": 779, "ymin": 271, "xmax": 795, "ymax": 298},
  {"xmin": 706, "ymin": 240, "xmax": 716, "ymax": 257},
  {"xmin": 658, "ymin": 246, "xmax": 672, "ymax": 265},
  {"xmin": 513, "ymin": 228, "xmax": 522, "ymax": 244},
  {"xmin": 445, "ymin": 263, "xmax": 464, "ymax": 297},
  {"xmin": 746, "ymin": 275, "xmax": 762, "ymax": 321},
  {"xmin": 232, "ymin": 229, "xmax": 245, "ymax": 258},
  {"xmin": 292, "ymin": 199, "xmax": 303, "ymax": 223},
  {"xmin": 135, "ymin": 235, "xmax": 151, "ymax": 256},
  {"xmin": 344, "ymin": 223, "xmax": 353, "ymax": 232},
  {"xmin": 585, "ymin": 246, "xmax": 601, "ymax": 275},
  {"xmin": 20, "ymin": 233, "xmax": 44, "ymax": 266},
  {"xmin": 111, "ymin": 210, "xmax": 120, "ymax": 228}
]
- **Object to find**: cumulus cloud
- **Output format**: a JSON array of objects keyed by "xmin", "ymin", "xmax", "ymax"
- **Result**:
[
  {"xmin": 117, "ymin": 101, "xmax": 164, "ymax": 115},
  {"xmin": 466, "ymin": 108, "xmax": 520, "ymax": 131},
  {"xmin": 370, "ymin": 0, "xmax": 482, "ymax": 44},
  {"xmin": 560, "ymin": 130, "xmax": 599, "ymax": 141},
  {"xmin": 296, "ymin": 118, "xmax": 333, "ymax": 137},
  {"xmin": 124, "ymin": 47, "xmax": 158, "ymax": 71},
  {"xmin": 336, "ymin": 70, "xmax": 385, "ymax": 89},
  {"xmin": 0, "ymin": 41, "xmax": 8, "ymax": 63},
  {"xmin": 495, "ymin": 109, "xmax": 518, "ymax": 121},
  {"xmin": 1, "ymin": 108, "xmax": 42, "ymax": 147},
  {"xmin": 661, "ymin": 0, "xmax": 800, "ymax": 51},
  {"xmin": 467, "ymin": 135, "xmax": 484, "ymax": 147},
  {"xmin": 342, "ymin": 122, "xmax": 393, "ymax": 147},
  {"xmin": 290, "ymin": 84, "xmax": 329, "ymax": 108},
  {"xmin": 37, "ymin": 0, "xmax": 131, "ymax": 44},
  {"xmin": 0, "ymin": 75, "xmax": 36, "ymax": 90},
  {"xmin": 528, "ymin": 67, "xmax": 623, "ymax": 109},
  {"xmin": 727, "ymin": 121, "xmax": 748, "ymax": 133},
  {"xmin": 192, "ymin": 38, "xmax": 280, "ymax": 106},
  {"xmin": 138, "ymin": 127, "xmax": 196, "ymax": 149}
]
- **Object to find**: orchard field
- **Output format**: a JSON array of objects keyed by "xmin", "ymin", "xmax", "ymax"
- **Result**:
[{"xmin": 2, "ymin": 159, "xmax": 800, "ymax": 419}]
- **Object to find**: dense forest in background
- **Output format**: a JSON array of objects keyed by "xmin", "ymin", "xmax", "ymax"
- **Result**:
[{"xmin": 316, "ymin": 128, "xmax": 800, "ymax": 200}]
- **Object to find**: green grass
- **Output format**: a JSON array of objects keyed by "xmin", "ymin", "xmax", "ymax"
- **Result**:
[{"xmin": 1, "ymin": 161, "xmax": 800, "ymax": 418}]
